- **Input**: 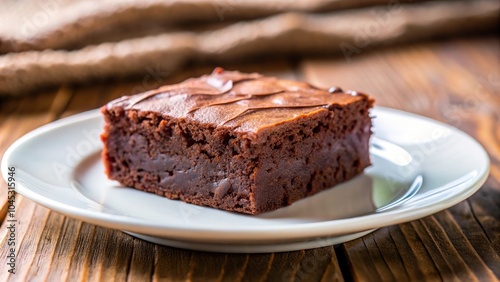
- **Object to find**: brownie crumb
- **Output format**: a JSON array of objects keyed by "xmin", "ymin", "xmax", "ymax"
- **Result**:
[{"xmin": 101, "ymin": 68, "xmax": 374, "ymax": 214}]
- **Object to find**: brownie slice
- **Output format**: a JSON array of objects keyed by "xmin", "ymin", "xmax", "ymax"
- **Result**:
[{"xmin": 100, "ymin": 68, "xmax": 374, "ymax": 214}]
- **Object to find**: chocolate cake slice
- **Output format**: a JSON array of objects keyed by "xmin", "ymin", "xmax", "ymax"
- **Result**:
[{"xmin": 100, "ymin": 68, "xmax": 374, "ymax": 214}]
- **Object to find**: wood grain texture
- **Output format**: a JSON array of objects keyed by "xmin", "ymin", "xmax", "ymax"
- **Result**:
[
  {"xmin": 0, "ymin": 87, "xmax": 72, "ymax": 222},
  {"xmin": 0, "ymin": 36, "xmax": 499, "ymax": 281}
]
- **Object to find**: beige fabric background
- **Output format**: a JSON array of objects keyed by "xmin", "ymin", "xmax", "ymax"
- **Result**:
[{"xmin": 0, "ymin": 0, "xmax": 498, "ymax": 96}]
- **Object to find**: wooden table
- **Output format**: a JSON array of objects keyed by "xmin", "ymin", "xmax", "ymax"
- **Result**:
[{"xmin": 0, "ymin": 36, "xmax": 499, "ymax": 281}]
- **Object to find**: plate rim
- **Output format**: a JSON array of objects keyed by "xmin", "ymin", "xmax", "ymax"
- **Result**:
[{"xmin": 1, "ymin": 107, "xmax": 490, "ymax": 243}]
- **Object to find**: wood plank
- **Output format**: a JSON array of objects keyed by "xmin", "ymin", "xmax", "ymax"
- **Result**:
[
  {"xmin": 420, "ymin": 215, "xmax": 491, "ymax": 281},
  {"xmin": 66, "ymin": 223, "xmax": 97, "ymax": 280},
  {"xmin": 0, "ymin": 196, "xmax": 36, "ymax": 281},
  {"xmin": 321, "ymin": 246, "xmax": 344, "ymax": 282},
  {"xmin": 389, "ymin": 223, "xmax": 440, "ymax": 280},
  {"xmin": 45, "ymin": 217, "xmax": 84, "ymax": 281},
  {"xmin": 25, "ymin": 210, "xmax": 65, "ymax": 281},
  {"xmin": 127, "ymin": 236, "xmax": 155, "ymax": 281},
  {"xmin": 188, "ymin": 251, "xmax": 227, "ymax": 281},
  {"xmin": 367, "ymin": 228, "xmax": 407, "ymax": 281},
  {"xmin": 0, "ymin": 87, "xmax": 73, "ymax": 222},
  {"xmin": 153, "ymin": 245, "xmax": 193, "ymax": 281},
  {"xmin": 99, "ymin": 232, "xmax": 134, "ymax": 282},
  {"xmin": 220, "ymin": 254, "xmax": 248, "ymax": 282},
  {"xmin": 297, "ymin": 247, "xmax": 343, "ymax": 282},
  {"xmin": 435, "ymin": 209, "xmax": 499, "ymax": 279}
]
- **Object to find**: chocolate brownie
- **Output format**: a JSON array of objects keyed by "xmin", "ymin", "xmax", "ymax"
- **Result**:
[{"xmin": 100, "ymin": 68, "xmax": 374, "ymax": 214}]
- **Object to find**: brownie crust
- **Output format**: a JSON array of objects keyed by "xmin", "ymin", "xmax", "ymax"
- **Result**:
[{"xmin": 101, "ymin": 68, "xmax": 374, "ymax": 214}]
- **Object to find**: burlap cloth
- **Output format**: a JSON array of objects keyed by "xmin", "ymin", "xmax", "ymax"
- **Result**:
[{"xmin": 0, "ymin": 0, "xmax": 498, "ymax": 96}]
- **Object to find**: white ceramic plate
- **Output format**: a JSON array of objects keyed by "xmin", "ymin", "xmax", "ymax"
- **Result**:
[{"xmin": 1, "ymin": 107, "xmax": 489, "ymax": 253}]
